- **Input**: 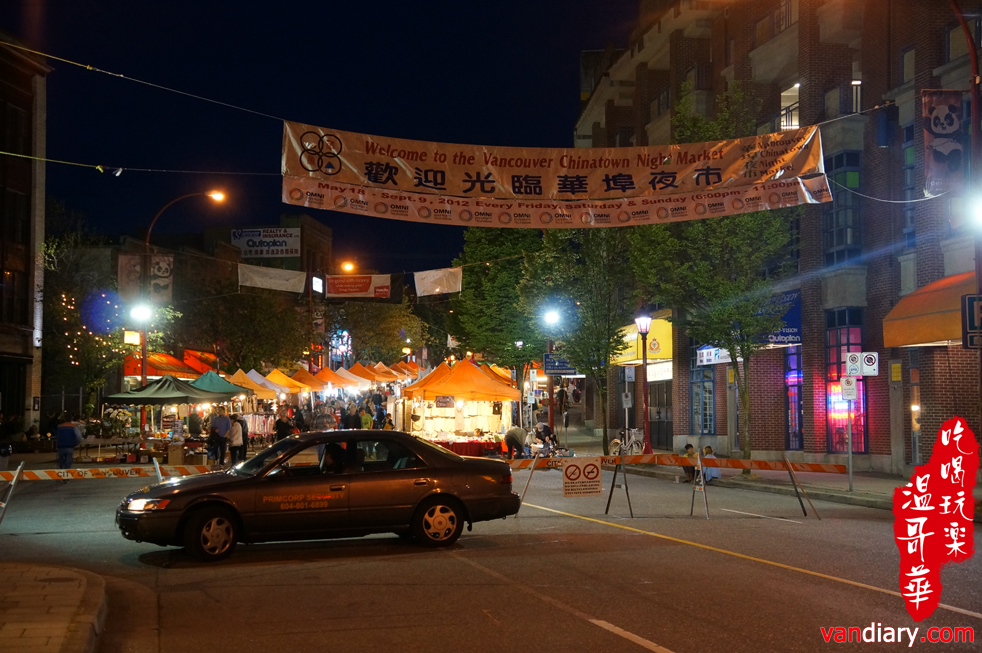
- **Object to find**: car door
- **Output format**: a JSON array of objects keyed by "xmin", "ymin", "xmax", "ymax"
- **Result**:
[
  {"xmin": 251, "ymin": 440, "xmax": 350, "ymax": 537},
  {"xmin": 348, "ymin": 437, "xmax": 433, "ymax": 529}
]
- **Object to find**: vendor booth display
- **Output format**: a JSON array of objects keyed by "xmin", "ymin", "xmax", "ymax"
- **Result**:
[{"xmin": 406, "ymin": 360, "xmax": 519, "ymax": 457}]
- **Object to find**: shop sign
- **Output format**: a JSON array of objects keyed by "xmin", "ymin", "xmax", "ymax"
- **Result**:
[
  {"xmin": 961, "ymin": 294, "xmax": 982, "ymax": 349},
  {"xmin": 765, "ymin": 289, "xmax": 801, "ymax": 345},
  {"xmin": 231, "ymin": 227, "xmax": 301, "ymax": 258},
  {"xmin": 544, "ymin": 353, "xmax": 577, "ymax": 376},
  {"xmin": 697, "ymin": 346, "xmax": 739, "ymax": 366},
  {"xmin": 435, "ymin": 396, "xmax": 454, "ymax": 408}
]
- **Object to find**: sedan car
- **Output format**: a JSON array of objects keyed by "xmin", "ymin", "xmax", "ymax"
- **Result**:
[{"xmin": 116, "ymin": 430, "xmax": 520, "ymax": 561}]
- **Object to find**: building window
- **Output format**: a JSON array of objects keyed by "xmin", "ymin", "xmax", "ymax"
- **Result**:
[
  {"xmin": 823, "ymin": 151, "xmax": 862, "ymax": 266},
  {"xmin": 0, "ymin": 269, "xmax": 28, "ymax": 326},
  {"xmin": 2, "ymin": 189, "xmax": 29, "ymax": 246},
  {"xmin": 780, "ymin": 84, "xmax": 800, "ymax": 130},
  {"xmin": 945, "ymin": 19, "xmax": 981, "ymax": 63},
  {"xmin": 851, "ymin": 80, "xmax": 862, "ymax": 113},
  {"xmin": 825, "ymin": 308, "xmax": 867, "ymax": 454},
  {"xmin": 902, "ymin": 124, "xmax": 916, "ymax": 248},
  {"xmin": 909, "ymin": 349, "xmax": 922, "ymax": 465},
  {"xmin": 785, "ymin": 345, "xmax": 803, "ymax": 450},
  {"xmin": 656, "ymin": 87, "xmax": 671, "ymax": 117},
  {"xmin": 901, "ymin": 48, "xmax": 915, "ymax": 85},
  {"xmin": 1, "ymin": 104, "xmax": 28, "ymax": 156},
  {"xmin": 689, "ymin": 338, "xmax": 714, "ymax": 435}
]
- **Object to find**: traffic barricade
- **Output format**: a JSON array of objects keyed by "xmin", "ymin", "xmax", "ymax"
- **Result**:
[{"xmin": 0, "ymin": 464, "xmax": 212, "ymax": 482}]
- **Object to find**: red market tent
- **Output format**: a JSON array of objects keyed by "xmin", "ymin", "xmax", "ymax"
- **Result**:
[{"xmin": 124, "ymin": 352, "xmax": 200, "ymax": 380}]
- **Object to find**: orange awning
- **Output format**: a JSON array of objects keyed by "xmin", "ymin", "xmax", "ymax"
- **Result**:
[
  {"xmin": 267, "ymin": 369, "xmax": 310, "ymax": 394},
  {"xmin": 291, "ymin": 368, "xmax": 328, "ymax": 391},
  {"xmin": 229, "ymin": 369, "xmax": 276, "ymax": 400},
  {"xmin": 372, "ymin": 362, "xmax": 400, "ymax": 381},
  {"xmin": 183, "ymin": 349, "xmax": 218, "ymax": 374},
  {"xmin": 418, "ymin": 359, "xmax": 520, "ymax": 401},
  {"xmin": 883, "ymin": 271, "xmax": 975, "ymax": 347},
  {"xmin": 124, "ymin": 352, "xmax": 200, "ymax": 379},
  {"xmin": 347, "ymin": 362, "xmax": 381, "ymax": 382},
  {"xmin": 403, "ymin": 362, "xmax": 451, "ymax": 399},
  {"xmin": 315, "ymin": 366, "xmax": 359, "ymax": 388}
]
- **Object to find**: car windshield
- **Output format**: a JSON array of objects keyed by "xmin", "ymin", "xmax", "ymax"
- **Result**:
[{"xmin": 230, "ymin": 438, "xmax": 297, "ymax": 476}]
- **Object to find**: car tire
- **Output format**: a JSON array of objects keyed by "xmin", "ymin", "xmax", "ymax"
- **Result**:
[
  {"xmin": 412, "ymin": 497, "xmax": 464, "ymax": 547},
  {"xmin": 183, "ymin": 506, "xmax": 238, "ymax": 561}
]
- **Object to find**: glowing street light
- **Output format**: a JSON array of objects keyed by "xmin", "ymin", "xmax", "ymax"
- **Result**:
[
  {"xmin": 544, "ymin": 310, "xmax": 560, "ymax": 326},
  {"xmin": 341, "ymin": 262, "xmax": 355, "ymax": 272},
  {"xmin": 130, "ymin": 304, "xmax": 153, "ymax": 323}
]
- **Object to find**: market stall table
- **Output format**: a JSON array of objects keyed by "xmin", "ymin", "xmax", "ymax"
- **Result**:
[{"xmin": 432, "ymin": 440, "xmax": 488, "ymax": 457}]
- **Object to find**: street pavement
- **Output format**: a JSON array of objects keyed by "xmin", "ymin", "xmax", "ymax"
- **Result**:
[{"xmin": 1, "ymin": 459, "xmax": 980, "ymax": 652}]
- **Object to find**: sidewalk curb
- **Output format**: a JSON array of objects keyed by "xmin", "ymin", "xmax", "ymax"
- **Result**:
[
  {"xmin": 62, "ymin": 568, "xmax": 107, "ymax": 653},
  {"xmin": 618, "ymin": 465, "xmax": 896, "ymax": 511}
]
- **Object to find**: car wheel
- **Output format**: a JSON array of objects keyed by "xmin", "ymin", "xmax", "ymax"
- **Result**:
[
  {"xmin": 412, "ymin": 497, "xmax": 464, "ymax": 547},
  {"xmin": 184, "ymin": 506, "xmax": 238, "ymax": 561}
]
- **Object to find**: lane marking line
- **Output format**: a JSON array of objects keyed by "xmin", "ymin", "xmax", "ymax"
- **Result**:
[
  {"xmin": 523, "ymin": 503, "xmax": 982, "ymax": 621},
  {"xmin": 450, "ymin": 551, "xmax": 674, "ymax": 652},
  {"xmin": 720, "ymin": 508, "xmax": 802, "ymax": 523}
]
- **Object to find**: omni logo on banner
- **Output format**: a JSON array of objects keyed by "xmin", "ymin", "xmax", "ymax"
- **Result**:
[{"xmin": 300, "ymin": 132, "xmax": 343, "ymax": 175}]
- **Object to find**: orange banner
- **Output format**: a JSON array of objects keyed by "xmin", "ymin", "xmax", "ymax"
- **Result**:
[{"xmin": 281, "ymin": 121, "xmax": 831, "ymax": 227}]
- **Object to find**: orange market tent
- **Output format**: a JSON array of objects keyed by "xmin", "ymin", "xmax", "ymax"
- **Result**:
[
  {"xmin": 267, "ymin": 369, "xmax": 309, "ymax": 394},
  {"xmin": 402, "ymin": 360, "xmax": 419, "ymax": 375},
  {"xmin": 373, "ymin": 362, "xmax": 400, "ymax": 381},
  {"xmin": 335, "ymin": 367, "xmax": 372, "ymax": 390},
  {"xmin": 315, "ymin": 366, "xmax": 359, "ymax": 388},
  {"xmin": 291, "ymin": 368, "xmax": 328, "ymax": 392},
  {"xmin": 486, "ymin": 364, "xmax": 514, "ymax": 385},
  {"xmin": 392, "ymin": 361, "xmax": 417, "ymax": 379},
  {"xmin": 403, "ymin": 362, "xmax": 451, "ymax": 399},
  {"xmin": 348, "ymin": 362, "xmax": 381, "ymax": 382},
  {"xmin": 124, "ymin": 352, "xmax": 200, "ymax": 380},
  {"xmin": 229, "ymin": 369, "xmax": 276, "ymax": 400},
  {"xmin": 418, "ymin": 359, "xmax": 520, "ymax": 401}
]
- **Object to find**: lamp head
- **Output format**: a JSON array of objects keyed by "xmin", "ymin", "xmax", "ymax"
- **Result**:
[
  {"xmin": 544, "ymin": 310, "xmax": 560, "ymax": 326},
  {"xmin": 130, "ymin": 304, "xmax": 153, "ymax": 323},
  {"xmin": 341, "ymin": 262, "xmax": 355, "ymax": 272},
  {"xmin": 207, "ymin": 191, "xmax": 226, "ymax": 202},
  {"xmin": 635, "ymin": 311, "xmax": 652, "ymax": 335}
]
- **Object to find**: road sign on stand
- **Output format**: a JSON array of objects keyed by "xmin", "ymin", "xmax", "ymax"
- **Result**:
[
  {"xmin": 846, "ymin": 353, "xmax": 861, "ymax": 376},
  {"xmin": 846, "ymin": 352, "xmax": 879, "ymax": 377},
  {"xmin": 621, "ymin": 391, "xmax": 632, "ymax": 408},
  {"xmin": 962, "ymin": 294, "xmax": 982, "ymax": 349},
  {"xmin": 841, "ymin": 376, "xmax": 858, "ymax": 400},
  {"xmin": 562, "ymin": 457, "xmax": 602, "ymax": 497}
]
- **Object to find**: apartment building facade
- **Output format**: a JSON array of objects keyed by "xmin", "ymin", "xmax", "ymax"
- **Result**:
[
  {"xmin": 578, "ymin": 0, "xmax": 982, "ymax": 473},
  {"xmin": 0, "ymin": 36, "xmax": 47, "ymax": 432}
]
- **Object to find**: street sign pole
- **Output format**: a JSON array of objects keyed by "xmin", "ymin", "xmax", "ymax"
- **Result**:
[{"xmin": 847, "ymin": 399, "xmax": 853, "ymax": 492}]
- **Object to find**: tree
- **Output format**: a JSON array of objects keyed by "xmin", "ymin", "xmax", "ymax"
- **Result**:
[
  {"xmin": 519, "ymin": 228, "xmax": 634, "ymax": 454},
  {"xmin": 323, "ymin": 300, "xmax": 425, "ymax": 364},
  {"xmin": 451, "ymin": 227, "xmax": 546, "ymax": 389},
  {"xmin": 173, "ymin": 282, "xmax": 312, "ymax": 372},
  {"xmin": 628, "ymin": 83, "xmax": 799, "ymax": 463}
]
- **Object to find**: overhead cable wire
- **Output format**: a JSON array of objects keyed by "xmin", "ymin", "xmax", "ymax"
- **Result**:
[
  {"xmin": 828, "ymin": 178, "xmax": 949, "ymax": 204},
  {"xmin": 0, "ymin": 149, "xmax": 279, "ymax": 177},
  {"xmin": 0, "ymin": 40, "xmax": 285, "ymax": 122}
]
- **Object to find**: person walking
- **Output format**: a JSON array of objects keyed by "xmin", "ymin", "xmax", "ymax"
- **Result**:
[
  {"xmin": 210, "ymin": 406, "xmax": 232, "ymax": 466},
  {"xmin": 373, "ymin": 403, "xmax": 386, "ymax": 429},
  {"xmin": 342, "ymin": 406, "xmax": 361, "ymax": 430},
  {"xmin": 227, "ymin": 416, "xmax": 244, "ymax": 465},
  {"xmin": 310, "ymin": 404, "xmax": 337, "ymax": 432},
  {"xmin": 56, "ymin": 415, "xmax": 84, "ymax": 472},
  {"xmin": 273, "ymin": 407, "xmax": 295, "ymax": 442},
  {"xmin": 234, "ymin": 413, "xmax": 250, "ymax": 462},
  {"xmin": 359, "ymin": 407, "xmax": 372, "ymax": 430}
]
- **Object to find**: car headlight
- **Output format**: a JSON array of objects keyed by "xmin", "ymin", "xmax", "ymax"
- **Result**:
[{"xmin": 127, "ymin": 498, "xmax": 170, "ymax": 512}]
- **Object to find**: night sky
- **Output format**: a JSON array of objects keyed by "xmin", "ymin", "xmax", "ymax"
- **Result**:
[{"xmin": 0, "ymin": 1, "xmax": 635, "ymax": 274}]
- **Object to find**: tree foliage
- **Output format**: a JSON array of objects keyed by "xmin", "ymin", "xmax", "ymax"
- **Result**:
[
  {"xmin": 628, "ymin": 82, "xmax": 798, "ymax": 460},
  {"xmin": 520, "ymin": 228, "xmax": 634, "ymax": 454},
  {"xmin": 451, "ymin": 228, "xmax": 546, "ymax": 376},
  {"xmin": 322, "ymin": 300, "xmax": 425, "ymax": 364}
]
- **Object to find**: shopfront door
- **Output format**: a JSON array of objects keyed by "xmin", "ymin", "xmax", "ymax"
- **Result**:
[{"xmin": 649, "ymin": 380, "xmax": 672, "ymax": 450}]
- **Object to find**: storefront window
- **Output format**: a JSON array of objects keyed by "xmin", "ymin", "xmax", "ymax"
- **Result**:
[
  {"xmin": 825, "ymin": 309, "xmax": 867, "ymax": 453},
  {"xmin": 785, "ymin": 345, "xmax": 803, "ymax": 450},
  {"xmin": 689, "ymin": 338, "xmax": 714, "ymax": 435}
]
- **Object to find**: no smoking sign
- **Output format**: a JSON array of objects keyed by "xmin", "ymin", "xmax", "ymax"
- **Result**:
[{"xmin": 562, "ymin": 457, "xmax": 603, "ymax": 497}]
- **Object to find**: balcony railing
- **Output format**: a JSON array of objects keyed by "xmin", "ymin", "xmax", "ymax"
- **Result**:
[{"xmin": 780, "ymin": 101, "xmax": 800, "ymax": 130}]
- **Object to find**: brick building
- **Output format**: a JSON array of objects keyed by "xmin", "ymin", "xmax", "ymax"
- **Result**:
[
  {"xmin": 0, "ymin": 36, "xmax": 47, "ymax": 432},
  {"xmin": 578, "ymin": 0, "xmax": 982, "ymax": 474}
]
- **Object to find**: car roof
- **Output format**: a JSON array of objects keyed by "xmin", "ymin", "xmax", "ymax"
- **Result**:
[{"xmin": 292, "ymin": 429, "xmax": 415, "ymax": 442}]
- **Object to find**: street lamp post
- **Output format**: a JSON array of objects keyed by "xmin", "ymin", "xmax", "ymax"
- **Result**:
[
  {"xmin": 544, "ymin": 310, "xmax": 560, "ymax": 432},
  {"xmin": 635, "ymin": 311, "xmax": 653, "ymax": 454},
  {"xmin": 138, "ymin": 191, "xmax": 225, "ymax": 430}
]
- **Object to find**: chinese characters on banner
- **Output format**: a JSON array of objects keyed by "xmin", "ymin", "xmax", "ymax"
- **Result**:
[
  {"xmin": 922, "ymin": 90, "xmax": 966, "ymax": 199},
  {"xmin": 892, "ymin": 416, "xmax": 978, "ymax": 621},
  {"xmin": 280, "ymin": 121, "xmax": 832, "ymax": 228}
]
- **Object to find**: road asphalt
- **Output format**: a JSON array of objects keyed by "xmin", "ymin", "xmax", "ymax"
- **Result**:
[{"xmin": 2, "ymin": 452, "xmax": 980, "ymax": 653}]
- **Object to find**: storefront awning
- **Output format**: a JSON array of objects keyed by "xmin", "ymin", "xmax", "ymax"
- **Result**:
[
  {"xmin": 883, "ymin": 271, "xmax": 975, "ymax": 347},
  {"xmin": 124, "ymin": 352, "xmax": 200, "ymax": 379},
  {"xmin": 611, "ymin": 312, "xmax": 673, "ymax": 366}
]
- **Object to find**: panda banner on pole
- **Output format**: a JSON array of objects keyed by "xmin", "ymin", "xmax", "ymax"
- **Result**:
[{"xmin": 922, "ymin": 90, "xmax": 966, "ymax": 197}]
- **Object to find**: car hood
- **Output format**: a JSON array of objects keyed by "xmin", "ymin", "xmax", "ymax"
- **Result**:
[{"xmin": 127, "ymin": 470, "xmax": 239, "ymax": 500}]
